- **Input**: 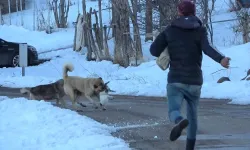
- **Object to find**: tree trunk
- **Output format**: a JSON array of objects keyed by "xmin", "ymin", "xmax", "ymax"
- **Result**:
[
  {"xmin": 46, "ymin": 0, "xmax": 52, "ymax": 34},
  {"xmin": 85, "ymin": 9, "xmax": 97, "ymax": 61},
  {"xmin": 242, "ymin": 13, "xmax": 250, "ymax": 43},
  {"xmin": 103, "ymin": 25, "xmax": 112, "ymax": 60},
  {"xmin": 145, "ymin": 0, "xmax": 153, "ymax": 42},
  {"xmin": 85, "ymin": 8, "xmax": 104, "ymax": 61},
  {"xmin": 53, "ymin": 0, "xmax": 70, "ymax": 28},
  {"xmin": 111, "ymin": 2, "xmax": 116, "ymax": 38},
  {"xmin": 198, "ymin": 0, "xmax": 216, "ymax": 45},
  {"xmin": 93, "ymin": 10, "xmax": 104, "ymax": 57},
  {"xmin": 20, "ymin": 0, "xmax": 23, "ymax": 26},
  {"xmin": 112, "ymin": 0, "xmax": 131, "ymax": 67},
  {"xmin": 16, "ymin": 0, "xmax": 19, "ymax": 16},
  {"xmin": 202, "ymin": 0, "xmax": 209, "ymax": 25},
  {"xmin": 98, "ymin": 0, "xmax": 104, "ymax": 50},
  {"xmin": 130, "ymin": 0, "xmax": 144, "ymax": 65},
  {"xmin": 156, "ymin": 0, "xmax": 179, "ymax": 29},
  {"xmin": 82, "ymin": 0, "xmax": 87, "ymax": 47},
  {"xmin": 59, "ymin": 0, "xmax": 64, "ymax": 27},
  {"xmin": 207, "ymin": 0, "xmax": 215, "ymax": 45},
  {"xmin": 8, "ymin": 0, "xmax": 11, "ymax": 25},
  {"xmin": 33, "ymin": 1, "xmax": 36, "ymax": 30},
  {"xmin": 0, "ymin": 5, "xmax": 3, "ymax": 25},
  {"xmin": 53, "ymin": 0, "xmax": 60, "ymax": 27},
  {"xmin": 159, "ymin": 12, "xmax": 164, "ymax": 31}
]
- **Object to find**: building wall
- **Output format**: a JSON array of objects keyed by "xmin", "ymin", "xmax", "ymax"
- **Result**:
[{"xmin": 0, "ymin": 0, "xmax": 26, "ymax": 14}]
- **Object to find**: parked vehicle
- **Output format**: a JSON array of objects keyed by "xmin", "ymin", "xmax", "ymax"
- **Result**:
[{"xmin": 0, "ymin": 38, "xmax": 41, "ymax": 67}]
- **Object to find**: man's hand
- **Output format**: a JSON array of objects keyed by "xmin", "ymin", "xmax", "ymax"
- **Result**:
[{"xmin": 220, "ymin": 57, "xmax": 231, "ymax": 68}]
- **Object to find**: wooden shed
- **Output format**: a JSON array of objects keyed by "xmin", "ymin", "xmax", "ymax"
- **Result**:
[{"xmin": 0, "ymin": 0, "xmax": 26, "ymax": 15}]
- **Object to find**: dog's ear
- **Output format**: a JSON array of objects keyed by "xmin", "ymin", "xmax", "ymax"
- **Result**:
[
  {"xmin": 94, "ymin": 85, "xmax": 98, "ymax": 89},
  {"xmin": 98, "ymin": 77, "xmax": 102, "ymax": 80},
  {"xmin": 104, "ymin": 81, "xmax": 110, "ymax": 86},
  {"xmin": 108, "ymin": 88, "xmax": 116, "ymax": 92}
]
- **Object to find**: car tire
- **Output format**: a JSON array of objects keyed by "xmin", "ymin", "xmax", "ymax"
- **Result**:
[
  {"xmin": 28, "ymin": 55, "xmax": 34, "ymax": 66},
  {"xmin": 11, "ymin": 53, "xmax": 19, "ymax": 67}
]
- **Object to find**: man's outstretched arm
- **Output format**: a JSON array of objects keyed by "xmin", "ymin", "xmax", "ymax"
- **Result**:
[{"xmin": 200, "ymin": 27, "xmax": 225, "ymax": 63}]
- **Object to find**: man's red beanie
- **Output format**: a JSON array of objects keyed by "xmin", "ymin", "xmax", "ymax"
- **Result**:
[{"xmin": 178, "ymin": 0, "xmax": 196, "ymax": 16}]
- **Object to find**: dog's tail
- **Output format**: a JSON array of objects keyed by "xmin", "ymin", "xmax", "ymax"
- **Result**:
[
  {"xmin": 63, "ymin": 63, "xmax": 74, "ymax": 80},
  {"xmin": 20, "ymin": 88, "xmax": 30, "ymax": 94}
]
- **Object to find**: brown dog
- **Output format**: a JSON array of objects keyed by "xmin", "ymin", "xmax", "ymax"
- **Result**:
[
  {"xmin": 77, "ymin": 81, "xmax": 116, "ymax": 110},
  {"xmin": 63, "ymin": 63, "xmax": 106, "ymax": 110}
]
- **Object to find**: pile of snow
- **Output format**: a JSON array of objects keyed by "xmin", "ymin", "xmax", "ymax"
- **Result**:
[
  {"xmin": 0, "ymin": 97, "xmax": 130, "ymax": 150},
  {"xmin": 0, "ymin": 25, "xmax": 74, "ymax": 53}
]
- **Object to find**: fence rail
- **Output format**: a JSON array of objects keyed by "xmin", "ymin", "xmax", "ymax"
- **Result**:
[{"xmin": 73, "ymin": 17, "xmax": 239, "ymax": 37}]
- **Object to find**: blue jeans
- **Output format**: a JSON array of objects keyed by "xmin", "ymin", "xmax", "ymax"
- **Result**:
[{"xmin": 167, "ymin": 83, "xmax": 201, "ymax": 140}]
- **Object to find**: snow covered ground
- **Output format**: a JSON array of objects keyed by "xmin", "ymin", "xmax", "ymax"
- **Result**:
[{"xmin": 0, "ymin": 96, "xmax": 130, "ymax": 150}]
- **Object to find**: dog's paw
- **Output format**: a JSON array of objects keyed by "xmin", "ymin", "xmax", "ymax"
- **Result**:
[
  {"xmin": 108, "ymin": 96, "xmax": 114, "ymax": 100},
  {"xmin": 79, "ymin": 103, "xmax": 87, "ymax": 108},
  {"xmin": 76, "ymin": 109, "xmax": 84, "ymax": 112}
]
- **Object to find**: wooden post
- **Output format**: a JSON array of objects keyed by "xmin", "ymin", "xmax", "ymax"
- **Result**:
[{"xmin": 19, "ymin": 43, "xmax": 28, "ymax": 76}]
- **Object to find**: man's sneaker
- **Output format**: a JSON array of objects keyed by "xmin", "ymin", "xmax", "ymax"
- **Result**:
[{"xmin": 170, "ymin": 118, "xmax": 189, "ymax": 141}]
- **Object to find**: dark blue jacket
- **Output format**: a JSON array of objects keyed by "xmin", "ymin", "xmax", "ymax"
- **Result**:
[{"xmin": 150, "ymin": 16, "xmax": 225, "ymax": 85}]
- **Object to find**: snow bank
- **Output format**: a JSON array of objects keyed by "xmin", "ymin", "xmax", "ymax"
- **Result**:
[
  {"xmin": 0, "ymin": 25, "xmax": 74, "ymax": 53},
  {"xmin": 0, "ymin": 97, "xmax": 130, "ymax": 150}
]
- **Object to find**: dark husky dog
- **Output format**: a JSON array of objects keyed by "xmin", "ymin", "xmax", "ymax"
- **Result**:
[{"xmin": 20, "ymin": 79, "xmax": 70, "ymax": 106}]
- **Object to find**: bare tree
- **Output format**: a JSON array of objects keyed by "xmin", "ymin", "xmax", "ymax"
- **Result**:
[
  {"xmin": 46, "ymin": 0, "xmax": 52, "ymax": 34},
  {"xmin": 112, "ymin": 0, "xmax": 133, "ymax": 67},
  {"xmin": 98, "ymin": 0, "xmax": 104, "ymax": 50},
  {"xmin": 145, "ymin": 0, "xmax": 153, "ymax": 41},
  {"xmin": 130, "ymin": 0, "xmax": 144, "ymax": 65},
  {"xmin": 33, "ymin": 0, "xmax": 37, "ymax": 30},
  {"xmin": 82, "ymin": 0, "xmax": 88, "ymax": 47},
  {"xmin": 103, "ymin": 25, "xmax": 112, "ymax": 60},
  {"xmin": 16, "ymin": 0, "xmax": 19, "ymax": 22},
  {"xmin": 111, "ymin": 1, "xmax": 116, "ymax": 38},
  {"xmin": 93, "ymin": 9, "xmax": 104, "ymax": 58},
  {"xmin": 229, "ymin": 0, "xmax": 250, "ymax": 43},
  {"xmin": 20, "ymin": 0, "xmax": 23, "ymax": 26},
  {"xmin": 156, "ymin": 0, "xmax": 180, "ymax": 30},
  {"xmin": 85, "ymin": 8, "xmax": 99, "ymax": 61},
  {"xmin": 8, "ymin": 0, "xmax": 11, "ymax": 25},
  {"xmin": 52, "ymin": 0, "xmax": 70, "ymax": 28},
  {"xmin": 197, "ymin": 0, "xmax": 216, "ymax": 45},
  {"xmin": 0, "ymin": 4, "xmax": 3, "ymax": 25}
]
